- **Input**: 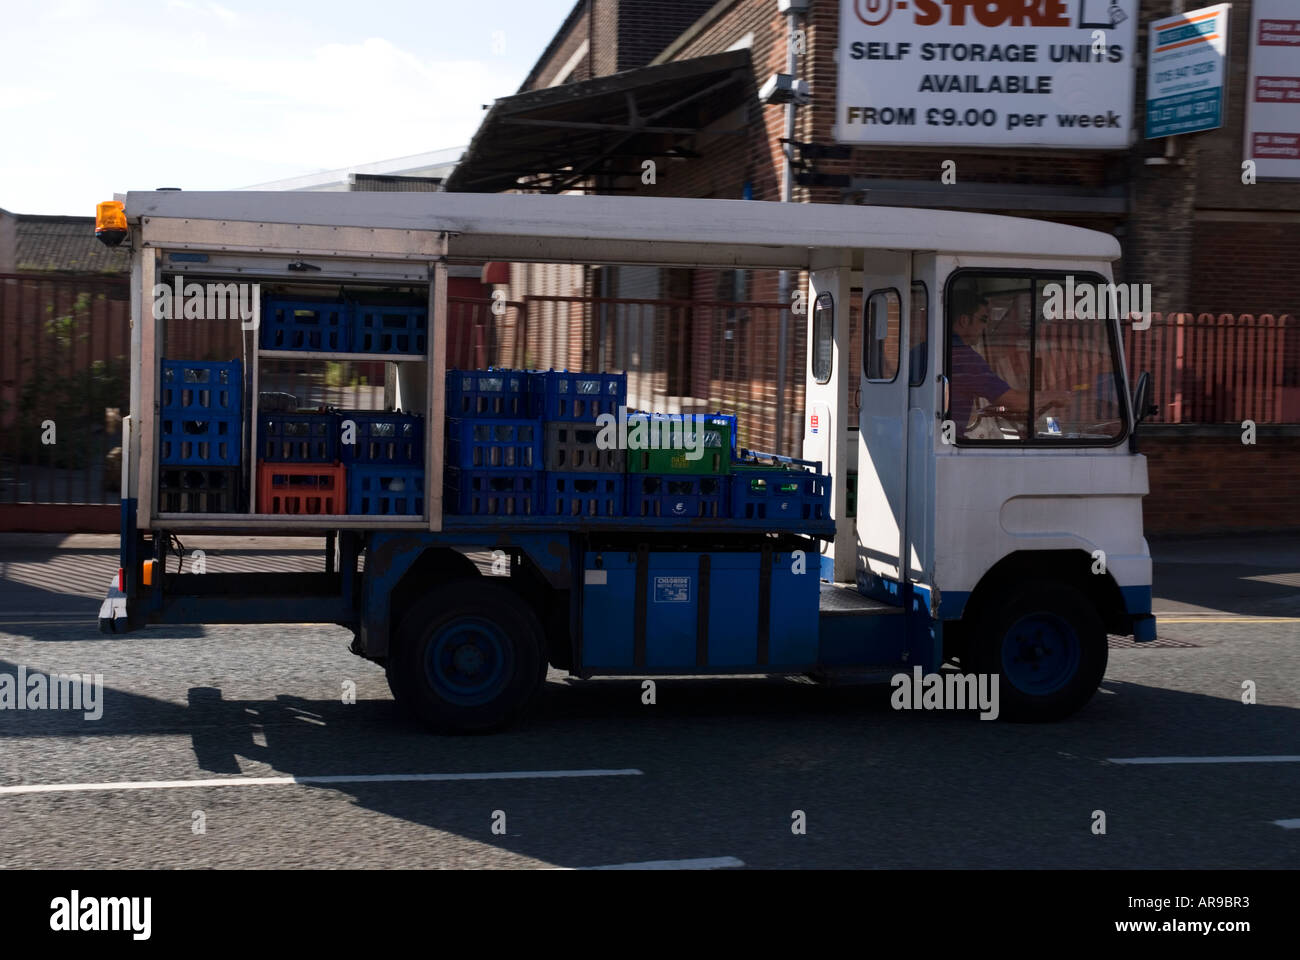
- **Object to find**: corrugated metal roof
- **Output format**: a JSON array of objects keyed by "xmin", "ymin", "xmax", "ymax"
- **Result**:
[
  {"xmin": 8, "ymin": 213, "xmax": 129, "ymax": 275},
  {"xmin": 446, "ymin": 50, "xmax": 754, "ymax": 194}
]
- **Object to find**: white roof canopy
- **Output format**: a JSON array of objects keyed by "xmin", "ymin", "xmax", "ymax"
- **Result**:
[{"xmin": 125, "ymin": 191, "xmax": 1121, "ymax": 269}]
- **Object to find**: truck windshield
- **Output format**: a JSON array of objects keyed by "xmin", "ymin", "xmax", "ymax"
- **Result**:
[{"xmin": 946, "ymin": 271, "xmax": 1127, "ymax": 445}]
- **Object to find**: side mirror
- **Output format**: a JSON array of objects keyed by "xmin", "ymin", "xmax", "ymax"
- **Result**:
[
  {"xmin": 1132, "ymin": 370, "xmax": 1158, "ymax": 425},
  {"xmin": 1129, "ymin": 371, "xmax": 1158, "ymax": 453}
]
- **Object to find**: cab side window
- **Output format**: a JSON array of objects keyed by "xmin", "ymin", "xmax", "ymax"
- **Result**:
[{"xmin": 864, "ymin": 289, "xmax": 900, "ymax": 383}]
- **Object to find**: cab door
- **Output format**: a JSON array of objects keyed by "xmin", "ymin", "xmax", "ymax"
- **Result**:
[
  {"xmin": 802, "ymin": 252, "xmax": 854, "ymax": 582},
  {"xmin": 855, "ymin": 251, "xmax": 912, "ymax": 599}
]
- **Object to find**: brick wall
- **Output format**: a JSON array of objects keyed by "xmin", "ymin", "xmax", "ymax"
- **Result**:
[
  {"xmin": 591, "ymin": 0, "xmax": 617, "ymax": 77},
  {"xmin": 616, "ymin": 0, "xmax": 716, "ymax": 71},
  {"xmin": 529, "ymin": 5, "xmax": 592, "ymax": 89},
  {"xmin": 1140, "ymin": 431, "xmax": 1300, "ymax": 533},
  {"xmin": 525, "ymin": 0, "xmax": 718, "ymax": 90},
  {"xmin": 660, "ymin": 0, "xmax": 787, "ymax": 202},
  {"xmin": 1191, "ymin": 219, "xmax": 1300, "ymax": 319}
]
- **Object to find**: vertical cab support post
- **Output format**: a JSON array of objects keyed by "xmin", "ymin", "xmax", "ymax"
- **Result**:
[
  {"xmin": 122, "ymin": 241, "xmax": 145, "ymax": 604},
  {"xmin": 427, "ymin": 249, "xmax": 449, "ymax": 532},
  {"xmin": 894, "ymin": 257, "xmax": 913, "ymax": 628},
  {"xmin": 136, "ymin": 246, "xmax": 159, "ymax": 529}
]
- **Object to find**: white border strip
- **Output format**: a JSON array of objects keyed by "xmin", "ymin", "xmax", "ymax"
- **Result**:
[
  {"xmin": 581, "ymin": 857, "xmax": 745, "ymax": 870},
  {"xmin": 0, "ymin": 769, "xmax": 643, "ymax": 796},
  {"xmin": 1109, "ymin": 756, "xmax": 1300, "ymax": 765}
]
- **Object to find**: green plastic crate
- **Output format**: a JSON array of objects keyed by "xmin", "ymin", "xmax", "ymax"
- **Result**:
[{"xmin": 625, "ymin": 416, "xmax": 733, "ymax": 475}]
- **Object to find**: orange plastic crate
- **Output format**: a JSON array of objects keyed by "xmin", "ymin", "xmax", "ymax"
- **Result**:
[{"xmin": 257, "ymin": 461, "xmax": 346, "ymax": 515}]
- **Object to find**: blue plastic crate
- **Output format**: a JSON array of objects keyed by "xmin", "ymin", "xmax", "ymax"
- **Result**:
[
  {"xmin": 731, "ymin": 469, "xmax": 830, "ymax": 522},
  {"xmin": 702, "ymin": 412, "xmax": 739, "ymax": 456},
  {"xmin": 627, "ymin": 474, "xmax": 728, "ymax": 519},
  {"xmin": 159, "ymin": 414, "xmax": 241, "ymax": 466},
  {"xmin": 352, "ymin": 302, "xmax": 427, "ymax": 355},
  {"xmin": 445, "ymin": 369, "xmax": 531, "ymax": 418},
  {"xmin": 544, "ymin": 472, "xmax": 624, "ymax": 517},
  {"xmin": 258, "ymin": 412, "xmax": 339, "ymax": 463},
  {"xmin": 734, "ymin": 449, "xmax": 824, "ymax": 472},
  {"xmin": 346, "ymin": 464, "xmax": 424, "ymax": 516},
  {"xmin": 543, "ymin": 422, "xmax": 625, "ymax": 472},
  {"xmin": 445, "ymin": 467, "xmax": 542, "ymax": 516},
  {"xmin": 528, "ymin": 370, "xmax": 626, "ymax": 421},
  {"xmin": 261, "ymin": 298, "xmax": 350, "ymax": 352},
  {"xmin": 338, "ymin": 410, "xmax": 423, "ymax": 466},
  {"xmin": 161, "ymin": 359, "xmax": 242, "ymax": 416},
  {"xmin": 158, "ymin": 467, "xmax": 240, "ymax": 514},
  {"xmin": 447, "ymin": 418, "xmax": 542, "ymax": 470}
]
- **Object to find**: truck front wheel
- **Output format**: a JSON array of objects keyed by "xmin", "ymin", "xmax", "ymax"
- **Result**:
[
  {"xmin": 387, "ymin": 580, "xmax": 546, "ymax": 733},
  {"xmin": 969, "ymin": 581, "xmax": 1108, "ymax": 722}
]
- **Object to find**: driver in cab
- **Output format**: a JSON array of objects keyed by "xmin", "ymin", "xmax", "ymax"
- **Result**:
[{"xmin": 950, "ymin": 291, "xmax": 1069, "ymax": 437}]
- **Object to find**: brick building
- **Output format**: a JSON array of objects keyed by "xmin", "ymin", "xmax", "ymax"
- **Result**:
[{"xmin": 452, "ymin": 0, "xmax": 1298, "ymax": 533}]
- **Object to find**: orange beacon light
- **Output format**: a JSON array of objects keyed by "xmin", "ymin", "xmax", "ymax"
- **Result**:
[{"xmin": 95, "ymin": 200, "xmax": 128, "ymax": 247}]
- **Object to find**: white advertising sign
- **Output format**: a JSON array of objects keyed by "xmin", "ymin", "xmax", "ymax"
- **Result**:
[
  {"xmin": 1245, "ymin": 0, "xmax": 1300, "ymax": 179},
  {"xmin": 836, "ymin": 0, "xmax": 1139, "ymax": 148}
]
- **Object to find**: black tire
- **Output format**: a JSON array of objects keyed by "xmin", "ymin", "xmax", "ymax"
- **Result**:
[
  {"xmin": 386, "ymin": 579, "xmax": 546, "ymax": 734},
  {"xmin": 967, "ymin": 580, "xmax": 1108, "ymax": 722}
]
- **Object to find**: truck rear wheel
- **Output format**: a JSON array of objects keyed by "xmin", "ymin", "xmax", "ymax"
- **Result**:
[
  {"xmin": 387, "ymin": 580, "xmax": 546, "ymax": 734},
  {"xmin": 969, "ymin": 580, "xmax": 1107, "ymax": 722}
]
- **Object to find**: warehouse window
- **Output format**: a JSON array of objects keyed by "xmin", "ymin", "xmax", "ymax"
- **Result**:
[{"xmin": 812, "ymin": 292, "xmax": 834, "ymax": 384}]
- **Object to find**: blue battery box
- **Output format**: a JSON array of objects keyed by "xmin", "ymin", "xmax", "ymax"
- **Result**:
[{"xmin": 580, "ymin": 549, "xmax": 819, "ymax": 669}]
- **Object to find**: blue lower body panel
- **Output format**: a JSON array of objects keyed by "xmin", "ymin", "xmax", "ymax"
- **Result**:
[{"xmin": 580, "ymin": 549, "xmax": 819, "ymax": 670}]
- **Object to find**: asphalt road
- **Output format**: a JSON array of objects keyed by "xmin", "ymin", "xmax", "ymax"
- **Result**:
[{"xmin": 0, "ymin": 534, "xmax": 1296, "ymax": 869}]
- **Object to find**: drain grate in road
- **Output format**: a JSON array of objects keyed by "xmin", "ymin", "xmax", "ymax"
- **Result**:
[{"xmin": 1108, "ymin": 634, "xmax": 1200, "ymax": 649}]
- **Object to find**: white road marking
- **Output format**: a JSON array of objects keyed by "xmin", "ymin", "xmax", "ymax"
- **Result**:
[
  {"xmin": 1157, "ymin": 618, "xmax": 1299, "ymax": 624},
  {"xmin": 0, "ymin": 619, "xmax": 97, "ymax": 625},
  {"xmin": 1109, "ymin": 756, "xmax": 1300, "ymax": 765},
  {"xmin": 577, "ymin": 857, "xmax": 745, "ymax": 870},
  {"xmin": 1272, "ymin": 819, "xmax": 1300, "ymax": 829},
  {"xmin": 0, "ymin": 769, "xmax": 643, "ymax": 796}
]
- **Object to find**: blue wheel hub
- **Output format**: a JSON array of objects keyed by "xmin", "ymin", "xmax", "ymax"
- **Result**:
[
  {"xmin": 1000, "ymin": 612, "xmax": 1080, "ymax": 696},
  {"xmin": 425, "ymin": 618, "xmax": 512, "ymax": 706}
]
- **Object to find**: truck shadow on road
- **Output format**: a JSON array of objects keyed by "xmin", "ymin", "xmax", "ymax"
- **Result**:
[
  {"xmin": 3, "ymin": 664, "xmax": 1297, "ymax": 867},
  {"xmin": 170, "ymin": 677, "xmax": 1300, "ymax": 867}
]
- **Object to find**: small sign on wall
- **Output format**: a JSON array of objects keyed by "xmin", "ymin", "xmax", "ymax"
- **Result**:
[
  {"xmin": 1245, "ymin": 0, "xmax": 1300, "ymax": 179},
  {"xmin": 1145, "ymin": 4, "xmax": 1230, "ymax": 139}
]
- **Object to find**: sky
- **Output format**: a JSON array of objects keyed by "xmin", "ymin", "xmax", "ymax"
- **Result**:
[{"xmin": 0, "ymin": 0, "xmax": 577, "ymax": 215}]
